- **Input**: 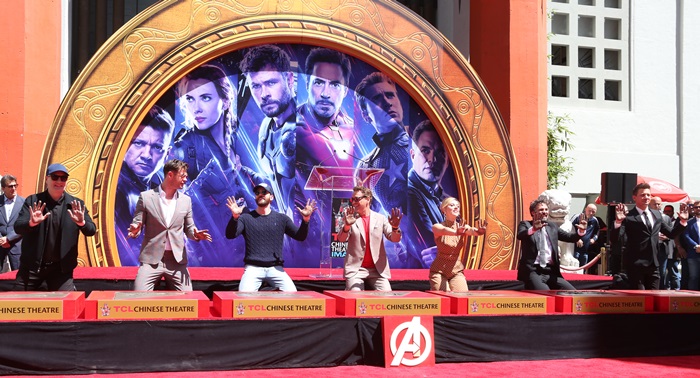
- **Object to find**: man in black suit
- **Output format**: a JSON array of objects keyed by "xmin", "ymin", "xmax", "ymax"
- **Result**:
[
  {"xmin": 611, "ymin": 183, "xmax": 688, "ymax": 290},
  {"xmin": 14, "ymin": 163, "xmax": 97, "ymax": 291},
  {"xmin": 517, "ymin": 199, "xmax": 587, "ymax": 290}
]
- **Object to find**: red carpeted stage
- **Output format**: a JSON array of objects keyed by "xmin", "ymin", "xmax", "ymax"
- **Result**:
[
  {"xmin": 0, "ymin": 267, "xmax": 613, "ymax": 294},
  {"xmin": 1, "ymin": 268, "xmax": 698, "ymax": 375}
]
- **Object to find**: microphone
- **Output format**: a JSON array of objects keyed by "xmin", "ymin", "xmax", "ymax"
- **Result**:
[
  {"xmin": 315, "ymin": 149, "xmax": 338, "ymax": 167},
  {"xmin": 341, "ymin": 149, "xmax": 369, "ymax": 164},
  {"xmin": 295, "ymin": 149, "xmax": 339, "ymax": 170}
]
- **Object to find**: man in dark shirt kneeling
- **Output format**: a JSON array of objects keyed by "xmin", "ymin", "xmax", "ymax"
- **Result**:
[{"xmin": 226, "ymin": 183, "xmax": 317, "ymax": 291}]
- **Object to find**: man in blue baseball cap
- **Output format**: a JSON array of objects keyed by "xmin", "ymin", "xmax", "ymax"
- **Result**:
[{"xmin": 14, "ymin": 163, "xmax": 96, "ymax": 291}]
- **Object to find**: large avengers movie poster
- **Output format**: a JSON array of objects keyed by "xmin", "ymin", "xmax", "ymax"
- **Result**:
[{"xmin": 115, "ymin": 43, "xmax": 458, "ymax": 269}]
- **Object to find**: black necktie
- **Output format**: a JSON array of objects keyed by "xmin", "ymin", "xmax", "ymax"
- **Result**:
[{"xmin": 642, "ymin": 211, "xmax": 650, "ymax": 230}]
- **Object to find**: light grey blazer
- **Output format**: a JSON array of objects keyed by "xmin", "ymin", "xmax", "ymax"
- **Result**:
[
  {"xmin": 337, "ymin": 210, "xmax": 401, "ymax": 279},
  {"xmin": 131, "ymin": 187, "xmax": 198, "ymax": 264}
]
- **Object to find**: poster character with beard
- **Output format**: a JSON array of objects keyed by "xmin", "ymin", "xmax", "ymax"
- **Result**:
[
  {"xmin": 295, "ymin": 47, "xmax": 356, "ymax": 268},
  {"xmin": 406, "ymin": 120, "xmax": 450, "ymax": 268},
  {"xmin": 296, "ymin": 47, "xmax": 356, "ymax": 174},
  {"xmin": 239, "ymin": 45, "xmax": 302, "ymax": 217}
]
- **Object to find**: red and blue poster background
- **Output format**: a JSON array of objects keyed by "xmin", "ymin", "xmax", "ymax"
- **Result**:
[{"xmin": 115, "ymin": 43, "xmax": 458, "ymax": 269}]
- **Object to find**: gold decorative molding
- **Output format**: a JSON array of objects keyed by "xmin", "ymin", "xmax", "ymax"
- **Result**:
[{"xmin": 42, "ymin": 0, "xmax": 520, "ymax": 269}]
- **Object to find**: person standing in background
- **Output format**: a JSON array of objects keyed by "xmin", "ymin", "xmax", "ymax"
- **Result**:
[
  {"xmin": 0, "ymin": 175, "xmax": 24, "ymax": 271},
  {"xmin": 664, "ymin": 204, "xmax": 681, "ymax": 290},
  {"xmin": 650, "ymin": 197, "xmax": 675, "ymax": 289},
  {"xmin": 680, "ymin": 200, "xmax": 700, "ymax": 290},
  {"xmin": 677, "ymin": 200, "xmax": 695, "ymax": 290},
  {"xmin": 571, "ymin": 203, "xmax": 599, "ymax": 273}
]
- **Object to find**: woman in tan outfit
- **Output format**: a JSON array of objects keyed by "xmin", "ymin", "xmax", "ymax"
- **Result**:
[{"xmin": 429, "ymin": 197, "xmax": 487, "ymax": 291}]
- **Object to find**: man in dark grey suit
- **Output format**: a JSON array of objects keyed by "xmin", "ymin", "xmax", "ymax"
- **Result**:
[
  {"xmin": 611, "ymin": 183, "xmax": 688, "ymax": 290},
  {"xmin": 0, "ymin": 174, "xmax": 24, "ymax": 271},
  {"xmin": 128, "ymin": 159, "xmax": 212, "ymax": 291},
  {"xmin": 517, "ymin": 198, "xmax": 587, "ymax": 290}
]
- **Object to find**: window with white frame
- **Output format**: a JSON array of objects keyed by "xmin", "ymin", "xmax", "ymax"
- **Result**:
[{"xmin": 548, "ymin": 0, "xmax": 629, "ymax": 109}]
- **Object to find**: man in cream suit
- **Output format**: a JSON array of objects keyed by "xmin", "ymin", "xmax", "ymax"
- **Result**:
[
  {"xmin": 128, "ymin": 159, "xmax": 212, "ymax": 291},
  {"xmin": 0, "ymin": 175, "xmax": 24, "ymax": 271},
  {"xmin": 337, "ymin": 186, "xmax": 402, "ymax": 291}
]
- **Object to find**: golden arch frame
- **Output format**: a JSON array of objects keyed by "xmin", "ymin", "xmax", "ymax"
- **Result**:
[{"xmin": 42, "ymin": 0, "xmax": 521, "ymax": 269}]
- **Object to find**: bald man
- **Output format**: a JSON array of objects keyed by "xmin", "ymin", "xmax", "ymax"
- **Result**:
[{"xmin": 650, "ymin": 196, "xmax": 675, "ymax": 289}]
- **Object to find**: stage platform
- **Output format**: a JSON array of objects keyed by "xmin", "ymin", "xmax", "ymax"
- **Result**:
[
  {"xmin": 0, "ymin": 267, "xmax": 613, "ymax": 295},
  {"xmin": 5, "ymin": 268, "xmax": 674, "ymax": 375},
  {"xmin": 0, "ymin": 311, "xmax": 698, "ymax": 375}
]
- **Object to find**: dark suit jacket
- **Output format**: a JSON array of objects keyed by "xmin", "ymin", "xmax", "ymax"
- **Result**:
[
  {"xmin": 611, "ymin": 207, "xmax": 684, "ymax": 268},
  {"xmin": 517, "ymin": 220, "xmax": 581, "ymax": 281},
  {"xmin": 658, "ymin": 214, "xmax": 675, "ymax": 260},
  {"xmin": 0, "ymin": 194, "xmax": 24, "ymax": 257},
  {"xmin": 681, "ymin": 217, "xmax": 700, "ymax": 259},
  {"xmin": 15, "ymin": 191, "xmax": 96, "ymax": 273}
]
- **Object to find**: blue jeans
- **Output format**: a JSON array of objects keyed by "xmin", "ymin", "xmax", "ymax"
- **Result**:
[
  {"xmin": 666, "ymin": 259, "xmax": 680, "ymax": 290},
  {"xmin": 686, "ymin": 258, "xmax": 700, "ymax": 291},
  {"xmin": 657, "ymin": 251, "xmax": 669, "ymax": 290},
  {"xmin": 574, "ymin": 250, "xmax": 588, "ymax": 269},
  {"xmin": 239, "ymin": 265, "xmax": 297, "ymax": 292}
]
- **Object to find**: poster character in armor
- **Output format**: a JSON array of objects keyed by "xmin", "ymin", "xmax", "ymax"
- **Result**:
[
  {"xmin": 239, "ymin": 45, "xmax": 301, "ymax": 217},
  {"xmin": 116, "ymin": 105, "xmax": 173, "ymax": 266},
  {"xmin": 295, "ymin": 48, "xmax": 357, "ymax": 268},
  {"xmin": 296, "ymin": 47, "xmax": 356, "ymax": 173}
]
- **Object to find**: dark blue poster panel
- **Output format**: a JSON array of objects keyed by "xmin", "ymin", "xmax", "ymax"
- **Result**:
[{"xmin": 115, "ymin": 43, "xmax": 457, "ymax": 268}]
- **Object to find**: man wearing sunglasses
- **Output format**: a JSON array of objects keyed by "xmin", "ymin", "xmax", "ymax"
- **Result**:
[
  {"xmin": 14, "ymin": 163, "xmax": 97, "ymax": 291},
  {"xmin": 226, "ymin": 182, "xmax": 317, "ymax": 291},
  {"xmin": 0, "ymin": 174, "xmax": 24, "ymax": 271},
  {"xmin": 337, "ymin": 186, "xmax": 403, "ymax": 291}
]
